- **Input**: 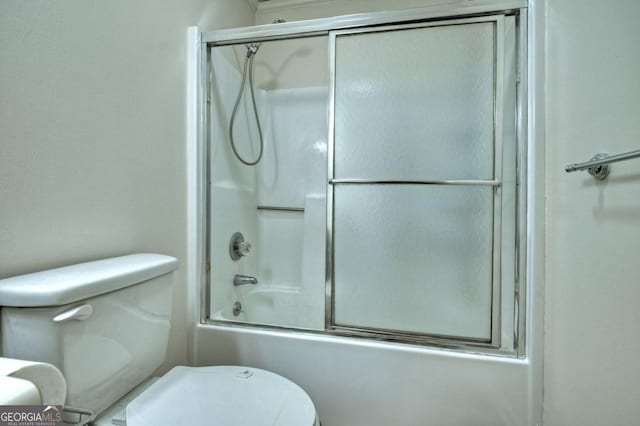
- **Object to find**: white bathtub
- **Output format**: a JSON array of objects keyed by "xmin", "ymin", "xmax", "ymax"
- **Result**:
[{"xmin": 214, "ymin": 284, "xmax": 323, "ymax": 330}]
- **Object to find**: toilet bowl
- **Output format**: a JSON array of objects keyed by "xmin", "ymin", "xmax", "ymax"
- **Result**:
[
  {"xmin": 125, "ymin": 366, "xmax": 319, "ymax": 426},
  {"xmin": 0, "ymin": 254, "xmax": 319, "ymax": 426}
]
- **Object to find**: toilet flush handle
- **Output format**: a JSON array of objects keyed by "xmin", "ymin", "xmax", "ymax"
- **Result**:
[{"xmin": 53, "ymin": 304, "xmax": 94, "ymax": 323}]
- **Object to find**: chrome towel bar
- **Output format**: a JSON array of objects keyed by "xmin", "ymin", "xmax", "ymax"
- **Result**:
[{"xmin": 565, "ymin": 150, "xmax": 640, "ymax": 180}]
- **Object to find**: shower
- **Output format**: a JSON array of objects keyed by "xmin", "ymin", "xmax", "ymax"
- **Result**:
[
  {"xmin": 198, "ymin": 5, "xmax": 533, "ymax": 424},
  {"xmin": 207, "ymin": 15, "xmax": 526, "ymax": 351},
  {"xmin": 228, "ymin": 42, "xmax": 264, "ymax": 166}
]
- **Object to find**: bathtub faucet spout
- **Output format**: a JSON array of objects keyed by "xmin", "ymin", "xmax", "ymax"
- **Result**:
[{"xmin": 233, "ymin": 274, "xmax": 258, "ymax": 286}]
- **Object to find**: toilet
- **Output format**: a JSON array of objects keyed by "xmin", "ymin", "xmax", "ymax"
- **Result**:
[{"xmin": 0, "ymin": 254, "xmax": 319, "ymax": 426}]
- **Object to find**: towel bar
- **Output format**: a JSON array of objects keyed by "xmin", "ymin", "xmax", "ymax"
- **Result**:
[{"xmin": 565, "ymin": 150, "xmax": 640, "ymax": 180}]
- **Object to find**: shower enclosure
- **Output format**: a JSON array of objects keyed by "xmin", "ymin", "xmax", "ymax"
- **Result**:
[{"xmin": 203, "ymin": 5, "xmax": 527, "ymax": 355}]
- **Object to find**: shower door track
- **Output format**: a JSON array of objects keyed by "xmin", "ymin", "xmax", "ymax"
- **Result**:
[
  {"xmin": 200, "ymin": 0, "xmax": 529, "ymax": 358},
  {"xmin": 202, "ymin": 1, "xmax": 526, "ymax": 45}
]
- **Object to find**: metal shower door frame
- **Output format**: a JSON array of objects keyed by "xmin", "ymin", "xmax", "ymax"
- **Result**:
[{"xmin": 200, "ymin": 2, "xmax": 528, "ymax": 358}]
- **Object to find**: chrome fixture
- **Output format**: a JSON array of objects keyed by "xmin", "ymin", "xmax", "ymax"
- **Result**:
[
  {"xmin": 257, "ymin": 205, "xmax": 305, "ymax": 212},
  {"xmin": 233, "ymin": 274, "xmax": 258, "ymax": 286},
  {"xmin": 229, "ymin": 232, "xmax": 251, "ymax": 260},
  {"xmin": 565, "ymin": 150, "xmax": 640, "ymax": 180},
  {"xmin": 233, "ymin": 301, "xmax": 243, "ymax": 316},
  {"xmin": 227, "ymin": 18, "xmax": 286, "ymax": 167},
  {"xmin": 229, "ymin": 43, "xmax": 264, "ymax": 166},
  {"xmin": 329, "ymin": 178, "xmax": 501, "ymax": 186},
  {"xmin": 246, "ymin": 43, "xmax": 260, "ymax": 57}
]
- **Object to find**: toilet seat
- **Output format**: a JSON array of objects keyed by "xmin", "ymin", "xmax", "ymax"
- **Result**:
[{"xmin": 126, "ymin": 366, "xmax": 319, "ymax": 426}]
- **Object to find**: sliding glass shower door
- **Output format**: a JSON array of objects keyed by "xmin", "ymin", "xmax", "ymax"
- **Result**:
[
  {"xmin": 328, "ymin": 16, "xmax": 518, "ymax": 346},
  {"xmin": 204, "ymin": 9, "xmax": 524, "ymax": 353}
]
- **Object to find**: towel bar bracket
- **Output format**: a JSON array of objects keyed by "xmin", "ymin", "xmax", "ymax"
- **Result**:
[{"xmin": 586, "ymin": 153, "xmax": 610, "ymax": 180}]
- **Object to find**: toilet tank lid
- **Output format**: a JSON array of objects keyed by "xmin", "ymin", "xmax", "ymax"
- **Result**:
[{"xmin": 0, "ymin": 254, "xmax": 178, "ymax": 307}]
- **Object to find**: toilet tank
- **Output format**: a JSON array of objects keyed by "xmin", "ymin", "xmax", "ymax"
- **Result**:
[{"xmin": 0, "ymin": 254, "xmax": 178, "ymax": 417}]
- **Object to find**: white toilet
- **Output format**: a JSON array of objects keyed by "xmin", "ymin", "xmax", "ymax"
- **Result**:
[{"xmin": 0, "ymin": 254, "xmax": 319, "ymax": 426}]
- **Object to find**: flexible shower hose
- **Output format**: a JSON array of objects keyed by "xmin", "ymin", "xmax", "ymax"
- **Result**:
[{"xmin": 228, "ymin": 52, "xmax": 264, "ymax": 166}]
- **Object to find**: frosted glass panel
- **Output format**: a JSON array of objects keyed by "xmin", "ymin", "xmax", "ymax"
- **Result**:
[
  {"xmin": 333, "ymin": 185, "xmax": 494, "ymax": 340},
  {"xmin": 334, "ymin": 23, "xmax": 495, "ymax": 180}
]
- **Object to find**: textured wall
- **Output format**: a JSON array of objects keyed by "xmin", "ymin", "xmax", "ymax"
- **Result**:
[
  {"xmin": 0, "ymin": 0, "xmax": 254, "ymax": 371},
  {"xmin": 544, "ymin": 0, "xmax": 640, "ymax": 424}
]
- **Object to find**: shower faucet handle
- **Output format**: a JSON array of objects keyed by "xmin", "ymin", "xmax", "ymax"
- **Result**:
[
  {"xmin": 229, "ymin": 232, "xmax": 251, "ymax": 260},
  {"xmin": 236, "ymin": 241, "xmax": 251, "ymax": 256}
]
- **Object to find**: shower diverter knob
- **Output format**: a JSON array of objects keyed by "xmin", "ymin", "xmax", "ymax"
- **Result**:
[
  {"xmin": 237, "ymin": 241, "xmax": 251, "ymax": 255},
  {"xmin": 229, "ymin": 232, "xmax": 251, "ymax": 260}
]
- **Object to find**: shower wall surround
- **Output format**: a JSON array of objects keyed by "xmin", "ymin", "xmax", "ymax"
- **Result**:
[{"xmin": 209, "ymin": 39, "xmax": 328, "ymax": 329}]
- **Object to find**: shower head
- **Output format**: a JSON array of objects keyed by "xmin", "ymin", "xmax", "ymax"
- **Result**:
[
  {"xmin": 245, "ymin": 43, "xmax": 260, "ymax": 58},
  {"xmin": 244, "ymin": 19, "xmax": 284, "ymax": 58}
]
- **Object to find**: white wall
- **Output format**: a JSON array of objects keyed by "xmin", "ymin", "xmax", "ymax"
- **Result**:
[
  {"xmin": 254, "ymin": 86, "xmax": 327, "ymax": 329},
  {"xmin": 544, "ymin": 0, "xmax": 640, "ymax": 424},
  {"xmin": 253, "ymin": 37, "xmax": 328, "ymax": 89},
  {"xmin": 0, "ymin": 0, "xmax": 255, "ymax": 371}
]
